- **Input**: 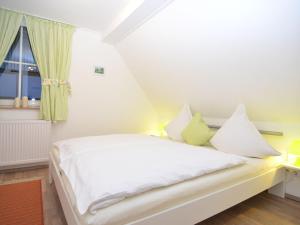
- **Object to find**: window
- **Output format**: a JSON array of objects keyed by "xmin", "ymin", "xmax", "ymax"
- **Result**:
[{"xmin": 0, "ymin": 26, "xmax": 41, "ymax": 105}]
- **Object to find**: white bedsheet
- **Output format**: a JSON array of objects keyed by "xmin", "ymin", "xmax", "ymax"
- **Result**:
[{"xmin": 54, "ymin": 134, "xmax": 246, "ymax": 215}]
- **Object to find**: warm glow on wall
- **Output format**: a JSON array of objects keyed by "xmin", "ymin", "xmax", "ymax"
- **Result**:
[
  {"xmin": 146, "ymin": 121, "xmax": 168, "ymax": 137},
  {"xmin": 288, "ymin": 139, "xmax": 300, "ymax": 167}
]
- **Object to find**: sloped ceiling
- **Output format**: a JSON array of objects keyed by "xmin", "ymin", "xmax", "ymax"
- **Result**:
[
  {"xmin": 0, "ymin": 0, "xmax": 131, "ymax": 32},
  {"xmin": 116, "ymin": 0, "xmax": 300, "ymax": 124}
]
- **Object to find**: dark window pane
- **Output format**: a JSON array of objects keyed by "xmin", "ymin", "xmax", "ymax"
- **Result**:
[
  {"xmin": 0, "ymin": 63, "xmax": 19, "ymax": 99},
  {"xmin": 22, "ymin": 27, "xmax": 36, "ymax": 64},
  {"xmin": 1, "ymin": 27, "xmax": 41, "ymax": 100},
  {"xmin": 21, "ymin": 65, "xmax": 41, "ymax": 100},
  {"xmin": 4, "ymin": 29, "xmax": 20, "ymax": 62}
]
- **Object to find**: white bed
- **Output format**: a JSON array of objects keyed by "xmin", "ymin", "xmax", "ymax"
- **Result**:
[{"xmin": 49, "ymin": 134, "xmax": 285, "ymax": 225}]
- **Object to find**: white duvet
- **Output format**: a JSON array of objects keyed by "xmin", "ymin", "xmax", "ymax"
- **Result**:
[{"xmin": 54, "ymin": 134, "xmax": 245, "ymax": 215}]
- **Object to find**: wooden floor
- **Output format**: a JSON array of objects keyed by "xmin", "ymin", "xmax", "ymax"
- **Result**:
[{"xmin": 0, "ymin": 167, "xmax": 300, "ymax": 225}]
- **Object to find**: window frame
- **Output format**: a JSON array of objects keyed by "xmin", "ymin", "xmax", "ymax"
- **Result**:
[{"xmin": 0, "ymin": 25, "xmax": 41, "ymax": 107}]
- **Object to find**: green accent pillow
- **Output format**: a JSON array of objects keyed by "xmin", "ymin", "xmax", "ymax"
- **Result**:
[{"xmin": 181, "ymin": 112, "xmax": 213, "ymax": 146}]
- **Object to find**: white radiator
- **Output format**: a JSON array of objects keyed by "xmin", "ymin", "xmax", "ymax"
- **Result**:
[{"xmin": 0, "ymin": 120, "xmax": 51, "ymax": 167}]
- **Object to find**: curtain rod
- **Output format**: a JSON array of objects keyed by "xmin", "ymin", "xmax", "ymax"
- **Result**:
[{"xmin": 0, "ymin": 7, "xmax": 76, "ymax": 27}]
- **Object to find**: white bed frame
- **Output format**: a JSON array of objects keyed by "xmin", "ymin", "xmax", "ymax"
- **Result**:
[{"xmin": 49, "ymin": 151, "xmax": 286, "ymax": 225}]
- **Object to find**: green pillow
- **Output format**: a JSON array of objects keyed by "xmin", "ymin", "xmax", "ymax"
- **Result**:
[{"xmin": 181, "ymin": 112, "xmax": 213, "ymax": 146}]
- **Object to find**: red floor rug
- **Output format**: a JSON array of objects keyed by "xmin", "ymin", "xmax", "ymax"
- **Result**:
[{"xmin": 0, "ymin": 179, "xmax": 44, "ymax": 225}]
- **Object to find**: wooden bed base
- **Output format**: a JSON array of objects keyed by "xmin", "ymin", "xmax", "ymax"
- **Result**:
[{"xmin": 49, "ymin": 152, "xmax": 285, "ymax": 225}]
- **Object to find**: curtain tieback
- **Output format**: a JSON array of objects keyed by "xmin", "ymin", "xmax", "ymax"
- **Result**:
[{"xmin": 42, "ymin": 79, "xmax": 71, "ymax": 94}]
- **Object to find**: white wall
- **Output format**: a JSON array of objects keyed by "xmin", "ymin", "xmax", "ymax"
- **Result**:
[
  {"xmin": 1, "ymin": 0, "xmax": 299, "ymax": 145},
  {"xmin": 52, "ymin": 28, "xmax": 157, "ymax": 141},
  {"xmin": 0, "ymin": 28, "xmax": 158, "ymax": 142},
  {"xmin": 116, "ymin": 0, "xmax": 300, "ymax": 132}
]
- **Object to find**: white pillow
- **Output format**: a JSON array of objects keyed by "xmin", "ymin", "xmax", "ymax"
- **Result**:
[
  {"xmin": 165, "ymin": 104, "xmax": 192, "ymax": 141},
  {"xmin": 210, "ymin": 104, "xmax": 280, "ymax": 158}
]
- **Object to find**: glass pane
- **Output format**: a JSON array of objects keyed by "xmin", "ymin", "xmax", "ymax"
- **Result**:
[
  {"xmin": 21, "ymin": 65, "xmax": 41, "ymax": 100},
  {"xmin": 22, "ymin": 27, "xmax": 36, "ymax": 64},
  {"xmin": 4, "ymin": 29, "xmax": 20, "ymax": 62},
  {"xmin": 0, "ymin": 63, "xmax": 19, "ymax": 99}
]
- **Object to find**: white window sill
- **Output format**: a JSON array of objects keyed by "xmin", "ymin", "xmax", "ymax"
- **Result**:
[
  {"xmin": 0, "ymin": 105, "xmax": 40, "ymax": 110},
  {"xmin": 0, "ymin": 99, "xmax": 40, "ymax": 110}
]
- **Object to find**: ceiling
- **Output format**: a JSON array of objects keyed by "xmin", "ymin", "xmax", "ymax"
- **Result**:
[
  {"xmin": 117, "ymin": 0, "xmax": 300, "ymax": 124},
  {"xmin": 0, "ymin": 0, "xmax": 131, "ymax": 32}
]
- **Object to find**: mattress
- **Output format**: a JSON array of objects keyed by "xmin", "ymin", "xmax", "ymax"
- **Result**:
[{"xmin": 52, "ymin": 146, "xmax": 282, "ymax": 225}]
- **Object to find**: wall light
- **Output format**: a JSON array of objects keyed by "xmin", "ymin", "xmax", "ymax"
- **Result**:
[
  {"xmin": 146, "ymin": 122, "xmax": 168, "ymax": 137},
  {"xmin": 288, "ymin": 139, "xmax": 300, "ymax": 167}
]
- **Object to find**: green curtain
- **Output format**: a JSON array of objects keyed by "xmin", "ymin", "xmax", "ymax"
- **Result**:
[
  {"xmin": 25, "ymin": 15, "xmax": 75, "ymax": 121},
  {"xmin": 0, "ymin": 8, "xmax": 23, "ymax": 65}
]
